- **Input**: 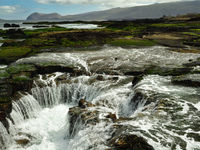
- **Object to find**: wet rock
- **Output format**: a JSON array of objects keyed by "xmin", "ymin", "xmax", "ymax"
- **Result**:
[
  {"xmin": 35, "ymin": 64, "xmax": 80, "ymax": 75},
  {"xmin": 109, "ymin": 134, "xmax": 154, "ymax": 150},
  {"xmin": 14, "ymin": 132, "xmax": 38, "ymax": 147},
  {"xmin": 0, "ymin": 111, "xmax": 9, "ymax": 132},
  {"xmin": 187, "ymin": 132, "xmax": 200, "ymax": 142},
  {"xmin": 4, "ymin": 23, "xmax": 11, "ymax": 28},
  {"xmin": 68, "ymin": 99, "xmax": 116, "ymax": 136},
  {"xmin": 11, "ymin": 24, "xmax": 20, "ymax": 28},
  {"xmin": 130, "ymin": 91, "xmax": 151, "ymax": 112},
  {"xmin": 0, "ymin": 83, "xmax": 12, "ymax": 101},
  {"xmin": 32, "ymin": 25, "xmax": 49, "ymax": 28},
  {"xmin": 0, "ymin": 102, "xmax": 13, "ymax": 132},
  {"xmin": 109, "ymin": 125, "xmax": 154, "ymax": 150},
  {"xmin": 106, "ymin": 113, "xmax": 117, "ymax": 122},
  {"xmin": 0, "ymin": 70, "xmax": 13, "ymax": 130},
  {"xmin": 132, "ymin": 75, "xmax": 143, "ymax": 86},
  {"xmin": 171, "ymin": 74, "xmax": 200, "ymax": 87},
  {"xmin": 96, "ymin": 75, "xmax": 104, "ymax": 81},
  {"xmin": 0, "ymin": 102, "xmax": 12, "ymax": 116},
  {"xmin": 184, "ymin": 58, "xmax": 200, "ymax": 67},
  {"xmin": 145, "ymin": 66, "xmax": 192, "ymax": 76},
  {"xmin": 15, "ymin": 139, "xmax": 30, "ymax": 146},
  {"xmin": 9, "ymin": 75, "xmax": 33, "ymax": 95},
  {"xmin": 4, "ymin": 23, "xmax": 20, "ymax": 28},
  {"xmin": 55, "ymin": 74, "xmax": 69, "ymax": 82},
  {"xmin": 68, "ymin": 105, "xmax": 100, "ymax": 136},
  {"xmin": 6, "ymin": 29, "xmax": 25, "ymax": 39},
  {"xmin": 78, "ymin": 99, "xmax": 94, "ymax": 108},
  {"xmin": 115, "ymin": 117, "xmax": 133, "ymax": 122}
]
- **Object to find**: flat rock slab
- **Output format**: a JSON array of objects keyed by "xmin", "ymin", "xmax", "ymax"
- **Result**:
[{"xmin": 171, "ymin": 74, "xmax": 200, "ymax": 87}]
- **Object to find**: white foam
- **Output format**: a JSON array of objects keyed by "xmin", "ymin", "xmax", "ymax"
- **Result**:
[
  {"xmin": 8, "ymin": 104, "xmax": 70, "ymax": 150},
  {"xmin": 57, "ymin": 24, "xmax": 100, "ymax": 29}
]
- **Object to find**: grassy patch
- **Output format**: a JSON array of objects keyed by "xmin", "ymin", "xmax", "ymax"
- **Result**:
[
  {"xmin": 0, "ymin": 46, "xmax": 31, "ymax": 63},
  {"xmin": 151, "ymin": 22, "xmax": 200, "ymax": 28},
  {"xmin": 191, "ymin": 29, "xmax": 200, "ymax": 32},
  {"xmin": 24, "ymin": 27, "xmax": 70, "ymax": 37},
  {"xmin": 182, "ymin": 32, "xmax": 200, "ymax": 37},
  {"xmin": 171, "ymin": 49, "xmax": 200, "ymax": 53},
  {"xmin": 0, "ymin": 29, "xmax": 6, "ymax": 35},
  {"xmin": 0, "ymin": 96, "xmax": 11, "ymax": 103},
  {"xmin": 13, "ymin": 75, "xmax": 32, "ymax": 82},
  {"xmin": 108, "ymin": 39, "xmax": 156, "ymax": 47},
  {"xmin": 151, "ymin": 23, "xmax": 186, "ymax": 27},
  {"xmin": 124, "ymin": 35, "xmax": 134, "ymax": 38},
  {"xmin": 106, "ymin": 23, "xmax": 147, "ymax": 34},
  {"xmin": 0, "ymin": 70, "xmax": 10, "ymax": 78},
  {"xmin": 61, "ymin": 38, "xmax": 97, "ymax": 47},
  {"xmin": 7, "ymin": 64, "xmax": 36, "ymax": 74},
  {"xmin": 24, "ymin": 38, "xmax": 56, "ymax": 47}
]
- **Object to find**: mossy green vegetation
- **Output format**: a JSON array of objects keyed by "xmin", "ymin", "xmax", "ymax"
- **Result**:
[
  {"xmin": 24, "ymin": 27, "xmax": 70, "ymax": 37},
  {"xmin": 0, "ymin": 70, "xmax": 10, "ymax": 78},
  {"xmin": 24, "ymin": 38, "xmax": 56, "ymax": 47},
  {"xmin": 0, "ymin": 29, "xmax": 6, "ymax": 36},
  {"xmin": 151, "ymin": 22, "xmax": 200, "ymax": 28},
  {"xmin": 13, "ymin": 75, "xmax": 32, "ymax": 82},
  {"xmin": 61, "ymin": 38, "xmax": 97, "ymax": 47},
  {"xmin": 7, "ymin": 64, "xmax": 36, "ymax": 74},
  {"xmin": 0, "ymin": 46, "xmax": 31, "ymax": 63},
  {"xmin": 182, "ymin": 32, "xmax": 200, "ymax": 37},
  {"xmin": 0, "ymin": 96, "xmax": 11, "ymax": 103},
  {"xmin": 108, "ymin": 39, "xmax": 156, "ymax": 47},
  {"xmin": 105, "ymin": 22, "xmax": 147, "ymax": 35},
  {"xmin": 151, "ymin": 23, "xmax": 187, "ymax": 27}
]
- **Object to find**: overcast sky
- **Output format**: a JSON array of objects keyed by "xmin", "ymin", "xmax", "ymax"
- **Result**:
[{"xmin": 0, "ymin": 0, "xmax": 194, "ymax": 20}]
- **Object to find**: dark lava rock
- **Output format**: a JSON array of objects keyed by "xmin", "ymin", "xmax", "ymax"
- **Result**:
[
  {"xmin": 106, "ymin": 113, "xmax": 117, "ymax": 122},
  {"xmin": 4, "ymin": 23, "xmax": 20, "ymax": 28},
  {"xmin": 184, "ymin": 58, "xmax": 200, "ymax": 67},
  {"xmin": 3, "ymin": 23, "xmax": 11, "ymax": 28},
  {"xmin": 109, "ymin": 125, "xmax": 154, "ymax": 150},
  {"xmin": 68, "ymin": 104, "xmax": 100, "ymax": 136},
  {"xmin": 171, "ymin": 74, "xmax": 200, "ymax": 87},
  {"xmin": 0, "ymin": 102, "xmax": 13, "ymax": 132},
  {"xmin": 132, "ymin": 75, "xmax": 143, "ymax": 86},
  {"xmin": 68, "ymin": 99, "xmax": 116, "ymax": 136},
  {"xmin": 78, "ymin": 99, "xmax": 94, "ymax": 108},
  {"xmin": 10, "ymin": 77, "xmax": 33, "ymax": 94},
  {"xmin": 11, "ymin": 24, "xmax": 20, "ymax": 27},
  {"xmin": 0, "ymin": 111, "xmax": 10, "ymax": 132},
  {"xmin": 32, "ymin": 25, "xmax": 49, "ymax": 28},
  {"xmin": 130, "ymin": 91, "xmax": 153, "ymax": 112},
  {"xmin": 6, "ymin": 29, "xmax": 25, "ymax": 39},
  {"xmin": 15, "ymin": 139, "xmax": 30, "ymax": 146},
  {"xmin": 96, "ymin": 75, "xmax": 104, "ymax": 81},
  {"xmin": 145, "ymin": 66, "xmax": 192, "ymax": 76},
  {"xmin": 35, "ymin": 65, "xmax": 81, "ymax": 76},
  {"xmin": 109, "ymin": 134, "xmax": 154, "ymax": 150}
]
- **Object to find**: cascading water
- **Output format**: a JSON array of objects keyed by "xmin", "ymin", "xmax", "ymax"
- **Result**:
[{"xmin": 0, "ymin": 46, "xmax": 200, "ymax": 150}]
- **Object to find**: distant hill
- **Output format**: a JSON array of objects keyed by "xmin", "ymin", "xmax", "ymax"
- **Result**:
[
  {"xmin": 27, "ymin": 12, "xmax": 62, "ymax": 20},
  {"xmin": 26, "ymin": 0, "xmax": 200, "ymax": 21}
]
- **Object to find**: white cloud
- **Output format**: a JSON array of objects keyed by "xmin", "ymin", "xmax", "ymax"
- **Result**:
[
  {"xmin": 35, "ymin": 0, "xmax": 189, "ymax": 8},
  {"xmin": 0, "ymin": 6, "xmax": 18, "ymax": 14}
]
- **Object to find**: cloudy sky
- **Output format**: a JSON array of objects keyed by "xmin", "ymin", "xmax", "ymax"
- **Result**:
[{"xmin": 0, "ymin": 0, "xmax": 193, "ymax": 20}]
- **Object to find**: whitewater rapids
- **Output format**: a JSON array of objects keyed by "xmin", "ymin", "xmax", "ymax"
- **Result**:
[{"xmin": 0, "ymin": 46, "xmax": 200, "ymax": 150}]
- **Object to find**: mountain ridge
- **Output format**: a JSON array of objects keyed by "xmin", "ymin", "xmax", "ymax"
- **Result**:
[{"xmin": 26, "ymin": 0, "xmax": 200, "ymax": 21}]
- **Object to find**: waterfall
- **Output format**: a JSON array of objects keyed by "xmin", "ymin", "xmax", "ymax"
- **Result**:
[
  {"xmin": 0, "ymin": 121, "xmax": 11, "ymax": 150},
  {"xmin": 31, "ymin": 83, "xmax": 102, "ymax": 107},
  {"xmin": 11, "ymin": 94, "xmax": 41, "ymax": 124},
  {"xmin": 0, "ymin": 72, "xmax": 200, "ymax": 150}
]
